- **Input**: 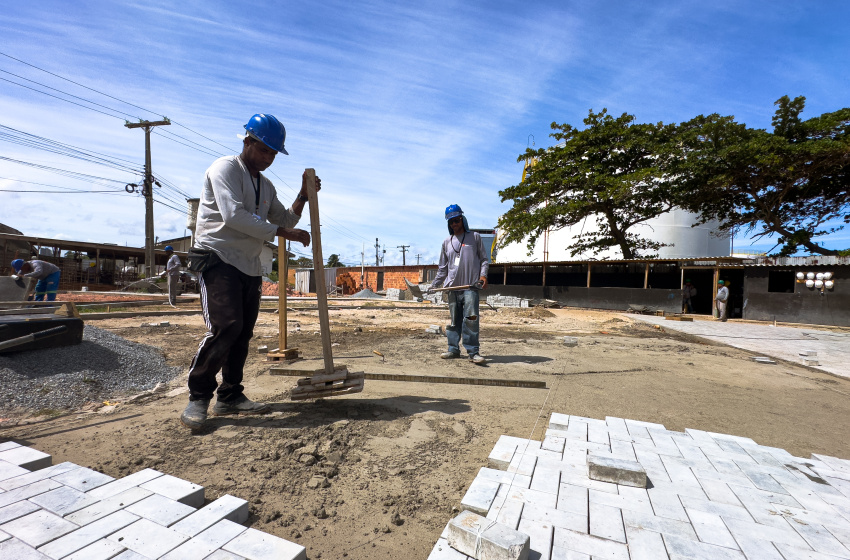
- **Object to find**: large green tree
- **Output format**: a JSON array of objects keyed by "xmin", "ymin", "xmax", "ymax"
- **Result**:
[
  {"xmin": 326, "ymin": 254, "xmax": 342, "ymax": 267},
  {"xmin": 674, "ymin": 96, "xmax": 850, "ymax": 256},
  {"xmin": 499, "ymin": 109, "xmax": 677, "ymax": 259}
]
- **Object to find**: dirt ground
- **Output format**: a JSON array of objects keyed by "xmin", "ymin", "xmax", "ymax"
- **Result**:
[{"xmin": 3, "ymin": 302, "xmax": 850, "ymax": 559}]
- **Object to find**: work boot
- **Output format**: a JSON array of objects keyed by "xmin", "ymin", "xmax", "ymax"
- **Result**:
[
  {"xmin": 440, "ymin": 351, "xmax": 460, "ymax": 359},
  {"xmin": 211, "ymin": 395, "xmax": 271, "ymax": 416},
  {"xmin": 469, "ymin": 354, "xmax": 486, "ymax": 365},
  {"xmin": 180, "ymin": 399, "xmax": 210, "ymax": 429}
]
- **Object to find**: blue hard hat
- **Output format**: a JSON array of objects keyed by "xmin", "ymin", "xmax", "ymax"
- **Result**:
[
  {"xmin": 164, "ymin": 245, "xmax": 174, "ymax": 252},
  {"xmin": 244, "ymin": 114, "xmax": 289, "ymax": 155},
  {"xmin": 11, "ymin": 259, "xmax": 24, "ymax": 273},
  {"xmin": 445, "ymin": 204, "xmax": 469, "ymax": 234},
  {"xmin": 445, "ymin": 204, "xmax": 463, "ymax": 221}
]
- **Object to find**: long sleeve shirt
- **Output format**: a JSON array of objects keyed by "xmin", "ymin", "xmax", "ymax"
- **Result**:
[
  {"xmin": 715, "ymin": 286, "xmax": 729, "ymax": 302},
  {"xmin": 23, "ymin": 260, "xmax": 61, "ymax": 280},
  {"xmin": 432, "ymin": 231, "xmax": 489, "ymax": 289},
  {"xmin": 194, "ymin": 155, "xmax": 301, "ymax": 276},
  {"xmin": 165, "ymin": 254, "xmax": 182, "ymax": 277}
]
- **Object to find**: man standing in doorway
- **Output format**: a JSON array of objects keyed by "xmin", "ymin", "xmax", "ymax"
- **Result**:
[
  {"xmin": 682, "ymin": 279, "xmax": 697, "ymax": 313},
  {"xmin": 429, "ymin": 204, "xmax": 489, "ymax": 364},
  {"xmin": 11, "ymin": 259, "xmax": 61, "ymax": 301},
  {"xmin": 715, "ymin": 279, "xmax": 729, "ymax": 322},
  {"xmin": 180, "ymin": 113, "xmax": 319, "ymax": 430},
  {"xmin": 159, "ymin": 246, "xmax": 181, "ymax": 305}
]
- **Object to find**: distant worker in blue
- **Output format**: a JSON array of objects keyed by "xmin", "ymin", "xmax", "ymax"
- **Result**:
[
  {"xmin": 429, "ymin": 204, "xmax": 489, "ymax": 365},
  {"xmin": 180, "ymin": 113, "xmax": 318, "ymax": 430},
  {"xmin": 159, "ymin": 245, "xmax": 182, "ymax": 305},
  {"xmin": 10, "ymin": 258, "xmax": 61, "ymax": 301}
]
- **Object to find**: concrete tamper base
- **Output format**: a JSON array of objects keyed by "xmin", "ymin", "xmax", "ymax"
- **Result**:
[
  {"xmin": 0, "ymin": 440, "xmax": 306, "ymax": 559},
  {"xmin": 429, "ymin": 413, "xmax": 850, "ymax": 560},
  {"xmin": 0, "ymin": 276, "xmax": 34, "ymax": 301}
]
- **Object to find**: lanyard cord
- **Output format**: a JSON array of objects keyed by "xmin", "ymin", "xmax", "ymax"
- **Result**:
[
  {"xmin": 451, "ymin": 232, "xmax": 466, "ymax": 255},
  {"xmin": 250, "ymin": 174, "xmax": 261, "ymax": 208}
]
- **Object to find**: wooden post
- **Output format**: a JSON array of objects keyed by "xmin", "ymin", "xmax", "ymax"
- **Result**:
[
  {"xmin": 586, "ymin": 264, "xmax": 592, "ymax": 288},
  {"xmin": 503, "ymin": 265, "xmax": 507, "ymax": 285},
  {"xmin": 542, "ymin": 263, "xmax": 547, "ymax": 287},
  {"xmin": 712, "ymin": 267, "xmax": 720, "ymax": 314},
  {"xmin": 305, "ymin": 169, "xmax": 335, "ymax": 375},
  {"xmin": 643, "ymin": 263, "xmax": 649, "ymax": 289},
  {"xmin": 278, "ymin": 238, "xmax": 287, "ymax": 352}
]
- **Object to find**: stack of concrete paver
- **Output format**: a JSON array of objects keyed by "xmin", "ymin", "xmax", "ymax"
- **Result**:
[
  {"xmin": 0, "ymin": 441, "xmax": 306, "ymax": 559},
  {"xmin": 385, "ymin": 288, "xmax": 403, "ymax": 301},
  {"xmin": 486, "ymin": 295, "xmax": 530, "ymax": 309},
  {"xmin": 429, "ymin": 413, "xmax": 850, "ymax": 559}
]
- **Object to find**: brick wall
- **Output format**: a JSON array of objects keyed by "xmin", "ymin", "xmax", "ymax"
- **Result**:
[{"xmin": 334, "ymin": 265, "xmax": 438, "ymax": 294}]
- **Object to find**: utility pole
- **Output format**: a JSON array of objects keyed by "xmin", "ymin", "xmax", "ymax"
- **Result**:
[
  {"xmin": 416, "ymin": 254, "xmax": 421, "ymax": 265},
  {"xmin": 397, "ymin": 244, "xmax": 410, "ymax": 266},
  {"xmin": 374, "ymin": 238, "xmax": 380, "ymax": 266},
  {"xmin": 125, "ymin": 118, "xmax": 170, "ymax": 278}
]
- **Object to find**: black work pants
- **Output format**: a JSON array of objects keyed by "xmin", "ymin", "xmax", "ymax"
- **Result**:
[{"xmin": 188, "ymin": 262, "xmax": 262, "ymax": 402}]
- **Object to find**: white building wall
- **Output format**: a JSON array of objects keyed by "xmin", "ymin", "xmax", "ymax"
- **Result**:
[{"xmin": 496, "ymin": 208, "xmax": 730, "ymax": 262}]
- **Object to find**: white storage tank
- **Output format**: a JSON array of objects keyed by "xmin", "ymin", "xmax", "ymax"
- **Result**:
[{"xmin": 495, "ymin": 208, "xmax": 730, "ymax": 262}]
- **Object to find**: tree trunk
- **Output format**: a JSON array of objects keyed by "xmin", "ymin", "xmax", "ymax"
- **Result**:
[{"xmin": 604, "ymin": 206, "xmax": 634, "ymax": 259}]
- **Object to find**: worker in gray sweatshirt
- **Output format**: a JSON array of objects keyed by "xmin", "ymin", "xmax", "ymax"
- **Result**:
[{"xmin": 429, "ymin": 204, "xmax": 489, "ymax": 364}]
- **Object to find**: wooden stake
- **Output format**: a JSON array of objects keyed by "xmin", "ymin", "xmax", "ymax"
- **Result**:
[
  {"xmin": 305, "ymin": 169, "xmax": 335, "ymax": 375},
  {"xmin": 278, "ymin": 236, "xmax": 287, "ymax": 352}
]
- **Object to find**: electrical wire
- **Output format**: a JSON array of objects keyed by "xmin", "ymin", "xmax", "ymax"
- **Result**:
[
  {"xmin": 0, "ymin": 124, "xmax": 142, "ymax": 173},
  {"xmin": 0, "ymin": 156, "xmax": 130, "ymax": 185},
  {"xmin": 0, "ymin": 51, "xmax": 374, "ymax": 246},
  {"xmin": 0, "ymin": 188, "xmax": 125, "ymax": 194},
  {"xmin": 0, "ymin": 176, "xmax": 123, "ymax": 192}
]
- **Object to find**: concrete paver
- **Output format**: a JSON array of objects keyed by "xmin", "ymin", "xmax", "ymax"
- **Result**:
[
  {"xmin": 633, "ymin": 316, "xmax": 850, "ymax": 378},
  {"xmin": 429, "ymin": 413, "xmax": 850, "ymax": 559},
  {"xmin": 0, "ymin": 453, "xmax": 305, "ymax": 559}
]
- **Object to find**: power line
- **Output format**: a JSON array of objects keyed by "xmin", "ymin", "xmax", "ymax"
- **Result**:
[
  {"xmin": 0, "ymin": 188, "xmax": 125, "ymax": 194},
  {"xmin": 0, "ymin": 156, "xmax": 130, "ymax": 185},
  {"xmin": 0, "ymin": 51, "xmax": 374, "ymax": 245},
  {"xmin": 0, "ymin": 75, "xmax": 129, "ymax": 121},
  {"xmin": 0, "ymin": 50, "xmax": 234, "ymax": 157},
  {"xmin": 0, "ymin": 68, "xmax": 140, "ymax": 120},
  {"xmin": 0, "ymin": 124, "xmax": 142, "ymax": 173}
]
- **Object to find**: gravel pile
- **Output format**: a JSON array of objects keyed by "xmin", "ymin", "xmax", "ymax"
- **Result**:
[
  {"xmin": 349, "ymin": 288, "xmax": 383, "ymax": 299},
  {"xmin": 0, "ymin": 325, "xmax": 180, "ymax": 412}
]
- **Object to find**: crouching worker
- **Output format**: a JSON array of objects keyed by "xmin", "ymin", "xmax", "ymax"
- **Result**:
[
  {"xmin": 11, "ymin": 259, "xmax": 61, "ymax": 301},
  {"xmin": 429, "ymin": 204, "xmax": 489, "ymax": 365},
  {"xmin": 180, "ymin": 113, "xmax": 318, "ymax": 430}
]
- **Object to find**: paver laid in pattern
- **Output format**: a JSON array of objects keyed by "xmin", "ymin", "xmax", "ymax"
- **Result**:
[
  {"xmin": 0, "ymin": 440, "xmax": 307, "ymax": 559},
  {"xmin": 632, "ymin": 315, "xmax": 850, "ymax": 378},
  {"xmin": 429, "ymin": 412, "xmax": 850, "ymax": 559}
]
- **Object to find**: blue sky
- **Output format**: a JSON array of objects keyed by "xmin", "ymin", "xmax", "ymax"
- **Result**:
[{"xmin": 1, "ymin": 1, "xmax": 848, "ymax": 266}]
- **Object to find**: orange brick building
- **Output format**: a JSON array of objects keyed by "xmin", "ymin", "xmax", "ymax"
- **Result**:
[{"xmin": 334, "ymin": 265, "xmax": 439, "ymax": 294}]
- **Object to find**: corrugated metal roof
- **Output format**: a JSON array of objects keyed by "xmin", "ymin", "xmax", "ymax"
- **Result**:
[
  {"xmin": 492, "ymin": 256, "xmax": 744, "ymax": 266},
  {"xmin": 492, "ymin": 255, "xmax": 850, "ymax": 267},
  {"xmin": 742, "ymin": 256, "xmax": 850, "ymax": 267}
]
